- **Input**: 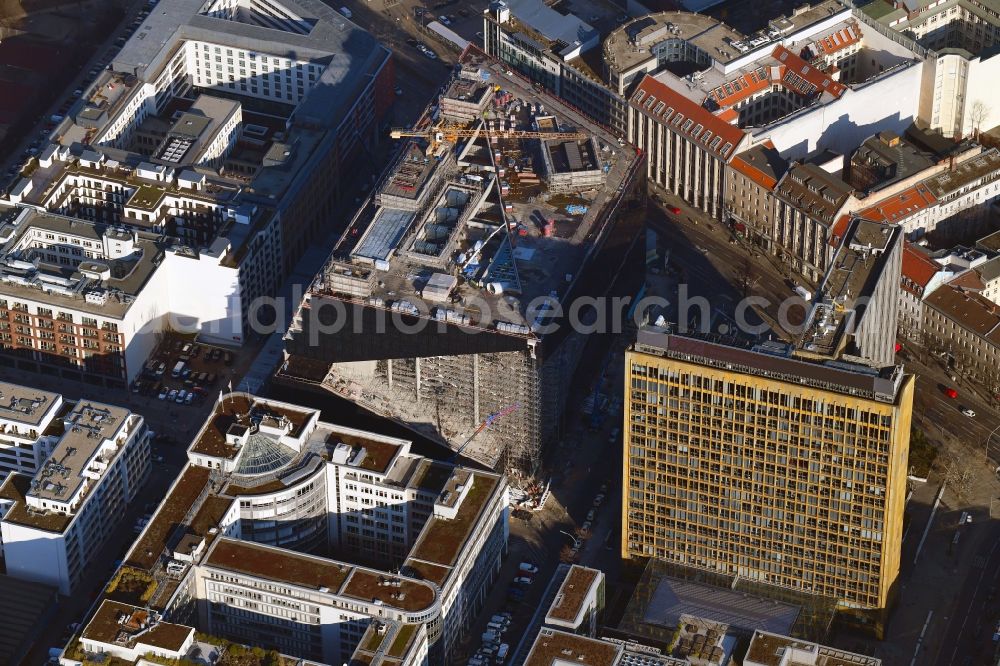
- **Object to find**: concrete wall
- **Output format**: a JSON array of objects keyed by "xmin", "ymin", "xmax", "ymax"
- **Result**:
[
  {"xmin": 0, "ymin": 522, "xmax": 70, "ymax": 594},
  {"xmin": 755, "ymin": 63, "xmax": 924, "ymax": 160}
]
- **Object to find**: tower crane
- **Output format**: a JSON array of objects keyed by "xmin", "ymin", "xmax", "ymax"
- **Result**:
[
  {"xmin": 451, "ymin": 403, "xmax": 521, "ymax": 462},
  {"xmin": 389, "ymin": 123, "xmax": 590, "ymax": 155}
]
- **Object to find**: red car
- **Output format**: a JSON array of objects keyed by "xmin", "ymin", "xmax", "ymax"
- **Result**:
[
  {"xmin": 945, "ymin": 387, "xmax": 958, "ymax": 399},
  {"xmin": 668, "ymin": 206, "xmax": 682, "ymax": 214}
]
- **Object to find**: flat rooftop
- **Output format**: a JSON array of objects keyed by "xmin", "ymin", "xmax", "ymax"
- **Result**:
[
  {"xmin": 0, "ymin": 472, "xmax": 70, "ymax": 532},
  {"xmin": 408, "ymin": 471, "xmax": 498, "ymax": 566},
  {"xmin": 205, "ymin": 538, "xmax": 439, "ymax": 613},
  {"xmin": 205, "ymin": 538, "xmax": 350, "ymax": 592},
  {"xmin": 127, "ymin": 465, "xmax": 212, "ymax": 570},
  {"xmin": 0, "ymin": 382, "xmax": 60, "ymax": 428},
  {"xmin": 0, "ymin": 208, "xmax": 164, "ymax": 318},
  {"xmin": 547, "ymin": 565, "xmax": 600, "ymax": 623},
  {"xmin": 605, "ymin": 0, "xmax": 848, "ymax": 76},
  {"xmin": 639, "ymin": 577, "xmax": 800, "ymax": 636},
  {"xmin": 316, "ymin": 54, "xmax": 636, "ymax": 334},
  {"xmin": 30, "ymin": 401, "xmax": 132, "ymax": 504},
  {"xmin": 523, "ymin": 629, "xmax": 621, "ymax": 666},
  {"xmin": 188, "ymin": 394, "xmax": 314, "ymax": 460},
  {"xmin": 379, "ymin": 143, "xmax": 440, "ymax": 203},
  {"xmin": 799, "ymin": 219, "xmax": 900, "ymax": 357},
  {"xmin": 82, "ymin": 600, "xmax": 192, "ymax": 652},
  {"xmin": 745, "ymin": 630, "xmax": 881, "ymax": 666},
  {"xmin": 634, "ymin": 328, "xmax": 906, "ymax": 403}
]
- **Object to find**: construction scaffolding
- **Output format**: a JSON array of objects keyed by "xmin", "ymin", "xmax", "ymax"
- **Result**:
[{"xmin": 322, "ymin": 348, "xmax": 544, "ymax": 473}]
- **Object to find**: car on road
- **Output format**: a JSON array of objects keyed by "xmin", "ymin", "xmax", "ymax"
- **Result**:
[
  {"xmin": 152, "ymin": 454, "xmax": 165, "ymax": 463},
  {"xmin": 519, "ymin": 562, "xmax": 538, "ymax": 574},
  {"xmin": 406, "ymin": 37, "xmax": 418, "ymax": 46},
  {"xmin": 423, "ymin": 49, "xmax": 438, "ymax": 60},
  {"xmin": 961, "ymin": 407, "xmax": 976, "ymax": 417},
  {"xmin": 667, "ymin": 205, "xmax": 681, "ymax": 214},
  {"xmin": 513, "ymin": 576, "xmax": 532, "ymax": 585},
  {"xmin": 438, "ymin": 15, "xmax": 450, "ymax": 25},
  {"xmin": 943, "ymin": 386, "xmax": 958, "ymax": 399}
]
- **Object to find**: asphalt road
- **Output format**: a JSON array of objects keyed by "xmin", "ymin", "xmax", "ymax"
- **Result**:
[{"xmin": 932, "ymin": 520, "xmax": 1000, "ymax": 665}]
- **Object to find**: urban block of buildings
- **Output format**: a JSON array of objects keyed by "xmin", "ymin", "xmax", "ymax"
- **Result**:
[
  {"xmin": 280, "ymin": 53, "xmax": 643, "ymax": 474},
  {"xmin": 0, "ymin": 382, "xmax": 151, "ymax": 595},
  {"xmin": 623, "ymin": 216, "xmax": 912, "ymax": 631},
  {"xmin": 863, "ymin": 0, "xmax": 1000, "ymax": 138},
  {"xmin": 58, "ymin": 393, "xmax": 507, "ymax": 666},
  {"xmin": 513, "ymin": 564, "xmax": 879, "ymax": 666},
  {"xmin": 0, "ymin": 0, "xmax": 393, "ymax": 386}
]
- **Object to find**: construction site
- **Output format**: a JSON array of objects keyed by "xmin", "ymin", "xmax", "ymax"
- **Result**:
[{"xmin": 281, "ymin": 51, "xmax": 643, "ymax": 477}]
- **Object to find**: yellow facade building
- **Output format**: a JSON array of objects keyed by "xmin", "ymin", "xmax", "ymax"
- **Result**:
[{"xmin": 622, "ymin": 330, "xmax": 913, "ymax": 625}]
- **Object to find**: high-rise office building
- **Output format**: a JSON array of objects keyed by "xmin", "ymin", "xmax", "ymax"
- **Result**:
[{"xmin": 623, "ymin": 219, "xmax": 912, "ymax": 631}]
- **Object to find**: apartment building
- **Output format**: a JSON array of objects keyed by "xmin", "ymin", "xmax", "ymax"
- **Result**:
[
  {"xmin": 0, "ymin": 206, "xmax": 258, "ymax": 386},
  {"xmin": 771, "ymin": 164, "xmax": 856, "ymax": 282},
  {"xmin": 3, "ymin": 0, "xmax": 393, "ymax": 356},
  {"xmin": 0, "ymin": 395, "xmax": 150, "ymax": 594},
  {"xmin": 864, "ymin": 0, "xmax": 1000, "ymax": 137},
  {"xmin": 725, "ymin": 141, "xmax": 788, "ymax": 248},
  {"xmin": 482, "ymin": 0, "xmax": 625, "ymax": 131},
  {"xmin": 64, "ymin": 394, "xmax": 508, "ymax": 665},
  {"xmin": 922, "ymin": 282, "xmax": 1000, "ymax": 387},
  {"xmin": 0, "ymin": 382, "xmax": 64, "ymax": 480},
  {"xmin": 623, "ymin": 1, "xmax": 926, "ymax": 219},
  {"xmin": 899, "ymin": 241, "xmax": 951, "ymax": 339},
  {"xmin": 622, "ymin": 328, "xmax": 913, "ymax": 629}
]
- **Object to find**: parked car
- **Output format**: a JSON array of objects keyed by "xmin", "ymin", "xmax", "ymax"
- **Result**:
[
  {"xmin": 667, "ymin": 205, "xmax": 681, "ymax": 214},
  {"xmin": 423, "ymin": 49, "xmax": 438, "ymax": 60},
  {"xmin": 185, "ymin": 392, "xmax": 195, "ymax": 405},
  {"xmin": 513, "ymin": 576, "xmax": 532, "ymax": 585},
  {"xmin": 158, "ymin": 388, "xmax": 168, "ymax": 400},
  {"xmin": 175, "ymin": 389, "xmax": 187, "ymax": 404},
  {"xmin": 223, "ymin": 350, "xmax": 234, "ymax": 365},
  {"xmin": 167, "ymin": 389, "xmax": 178, "ymax": 402},
  {"xmin": 519, "ymin": 562, "xmax": 538, "ymax": 574},
  {"xmin": 585, "ymin": 509, "xmax": 595, "ymax": 522},
  {"xmin": 438, "ymin": 14, "xmax": 450, "ymax": 25}
]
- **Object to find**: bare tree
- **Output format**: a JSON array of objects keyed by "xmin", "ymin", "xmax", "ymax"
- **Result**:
[
  {"xmin": 940, "ymin": 452, "xmax": 975, "ymax": 500},
  {"xmin": 969, "ymin": 100, "xmax": 991, "ymax": 138}
]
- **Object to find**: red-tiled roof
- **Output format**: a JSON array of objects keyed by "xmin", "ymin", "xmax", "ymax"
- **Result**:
[
  {"xmin": 708, "ymin": 67, "xmax": 772, "ymax": 108},
  {"xmin": 632, "ymin": 75, "xmax": 746, "ymax": 161},
  {"xmin": 730, "ymin": 140, "xmax": 780, "ymax": 190},
  {"xmin": 901, "ymin": 242, "xmax": 941, "ymax": 294},
  {"xmin": 772, "ymin": 45, "xmax": 847, "ymax": 98},
  {"xmin": 949, "ymin": 270, "xmax": 985, "ymax": 291},
  {"xmin": 856, "ymin": 183, "xmax": 937, "ymax": 223},
  {"xmin": 814, "ymin": 22, "xmax": 862, "ymax": 55}
]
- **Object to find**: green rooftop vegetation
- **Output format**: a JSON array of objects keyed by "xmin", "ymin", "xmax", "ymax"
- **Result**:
[
  {"xmin": 128, "ymin": 183, "xmax": 167, "ymax": 210},
  {"xmin": 861, "ymin": 1, "xmax": 897, "ymax": 19},
  {"xmin": 387, "ymin": 624, "xmax": 417, "ymax": 658}
]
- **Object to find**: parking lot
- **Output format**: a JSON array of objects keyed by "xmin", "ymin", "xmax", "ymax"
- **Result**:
[{"xmin": 131, "ymin": 333, "xmax": 237, "ymax": 407}]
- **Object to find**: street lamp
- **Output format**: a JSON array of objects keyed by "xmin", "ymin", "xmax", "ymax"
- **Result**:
[
  {"xmin": 559, "ymin": 529, "xmax": 581, "ymax": 548},
  {"xmin": 984, "ymin": 423, "xmax": 1000, "ymax": 465}
]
